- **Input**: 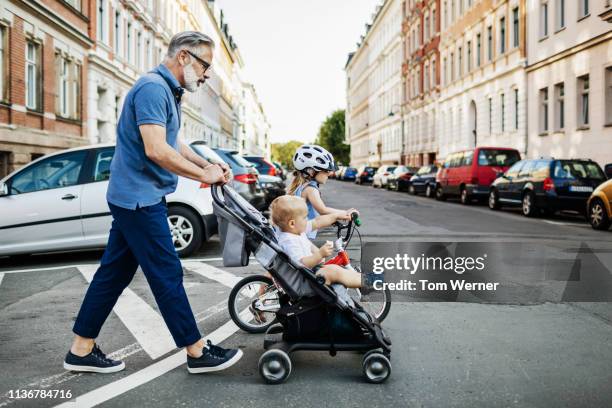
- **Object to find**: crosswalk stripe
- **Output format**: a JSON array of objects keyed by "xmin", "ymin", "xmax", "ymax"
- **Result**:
[
  {"xmin": 0, "ymin": 273, "xmax": 4, "ymax": 288},
  {"xmin": 54, "ymin": 310, "xmax": 250, "ymax": 408},
  {"xmin": 182, "ymin": 261, "xmax": 242, "ymax": 288},
  {"xmin": 77, "ymin": 265, "xmax": 176, "ymax": 360}
]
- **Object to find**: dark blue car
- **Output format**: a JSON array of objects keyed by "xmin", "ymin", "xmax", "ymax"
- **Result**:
[
  {"xmin": 342, "ymin": 167, "xmax": 358, "ymax": 181},
  {"xmin": 409, "ymin": 165, "xmax": 439, "ymax": 197}
]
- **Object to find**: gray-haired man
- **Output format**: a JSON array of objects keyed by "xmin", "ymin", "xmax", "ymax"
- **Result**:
[{"xmin": 64, "ymin": 32, "xmax": 242, "ymax": 374}]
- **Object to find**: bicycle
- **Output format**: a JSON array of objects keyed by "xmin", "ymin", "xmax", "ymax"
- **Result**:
[{"xmin": 228, "ymin": 213, "xmax": 392, "ymax": 333}]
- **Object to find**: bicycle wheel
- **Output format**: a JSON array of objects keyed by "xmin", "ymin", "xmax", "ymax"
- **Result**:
[
  {"xmin": 228, "ymin": 275, "xmax": 279, "ymax": 333},
  {"xmin": 353, "ymin": 287, "xmax": 392, "ymax": 323}
]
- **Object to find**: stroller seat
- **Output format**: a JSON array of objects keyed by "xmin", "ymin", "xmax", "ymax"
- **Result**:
[{"xmin": 212, "ymin": 184, "xmax": 392, "ymax": 384}]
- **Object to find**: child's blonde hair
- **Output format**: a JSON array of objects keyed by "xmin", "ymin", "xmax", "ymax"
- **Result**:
[
  {"xmin": 270, "ymin": 195, "xmax": 307, "ymax": 230},
  {"xmin": 287, "ymin": 170, "xmax": 310, "ymax": 195}
]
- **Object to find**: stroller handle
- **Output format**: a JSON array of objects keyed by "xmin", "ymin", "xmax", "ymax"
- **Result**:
[{"xmin": 211, "ymin": 183, "xmax": 225, "ymax": 207}]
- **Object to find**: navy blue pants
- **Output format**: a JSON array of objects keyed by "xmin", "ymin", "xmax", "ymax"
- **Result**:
[{"xmin": 73, "ymin": 200, "xmax": 201, "ymax": 348}]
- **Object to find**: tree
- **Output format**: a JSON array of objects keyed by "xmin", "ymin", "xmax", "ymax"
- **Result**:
[
  {"xmin": 314, "ymin": 109, "xmax": 350, "ymax": 166},
  {"xmin": 271, "ymin": 140, "xmax": 303, "ymax": 169}
]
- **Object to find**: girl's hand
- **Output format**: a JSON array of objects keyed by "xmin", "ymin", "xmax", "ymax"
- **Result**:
[{"xmin": 345, "ymin": 208, "xmax": 359, "ymax": 219}]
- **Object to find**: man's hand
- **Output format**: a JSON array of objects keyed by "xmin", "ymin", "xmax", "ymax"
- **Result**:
[
  {"xmin": 317, "ymin": 241, "xmax": 334, "ymax": 258},
  {"xmin": 201, "ymin": 164, "xmax": 225, "ymax": 185}
]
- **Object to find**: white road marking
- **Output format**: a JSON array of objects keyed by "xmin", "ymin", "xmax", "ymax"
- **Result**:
[
  {"xmin": 0, "ymin": 299, "xmax": 229, "ymax": 408},
  {"xmin": 183, "ymin": 261, "xmax": 242, "ymax": 288},
  {"xmin": 541, "ymin": 219, "xmax": 589, "ymax": 228},
  {"xmin": 0, "ymin": 273, "xmax": 4, "ymax": 288},
  {"xmin": 77, "ymin": 265, "xmax": 176, "ymax": 360},
  {"xmin": 54, "ymin": 309, "xmax": 250, "ymax": 408},
  {"xmin": 0, "ymin": 264, "xmax": 89, "ymax": 274}
]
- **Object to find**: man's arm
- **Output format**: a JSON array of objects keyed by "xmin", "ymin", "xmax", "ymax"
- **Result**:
[
  {"xmin": 178, "ymin": 140, "xmax": 210, "ymax": 168},
  {"xmin": 140, "ymin": 125, "xmax": 224, "ymax": 184}
]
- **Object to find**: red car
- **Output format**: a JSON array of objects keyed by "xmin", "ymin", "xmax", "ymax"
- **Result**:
[{"xmin": 435, "ymin": 147, "xmax": 521, "ymax": 204}]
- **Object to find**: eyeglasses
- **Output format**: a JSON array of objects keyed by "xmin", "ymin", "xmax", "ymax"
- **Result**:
[{"xmin": 185, "ymin": 50, "xmax": 211, "ymax": 74}]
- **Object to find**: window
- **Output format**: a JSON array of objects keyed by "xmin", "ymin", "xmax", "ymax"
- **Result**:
[
  {"xmin": 431, "ymin": 9, "xmax": 436, "ymax": 35},
  {"xmin": 97, "ymin": 0, "xmax": 106, "ymax": 43},
  {"xmin": 540, "ymin": 88, "xmax": 549, "ymax": 133},
  {"xmin": 512, "ymin": 7, "xmax": 519, "ymax": 48},
  {"xmin": 505, "ymin": 161, "xmax": 524, "ymax": 178},
  {"xmin": 500, "ymin": 93, "xmax": 505, "ymax": 132},
  {"xmin": 431, "ymin": 58, "xmax": 436, "ymax": 89},
  {"xmin": 554, "ymin": 82, "xmax": 565, "ymax": 131},
  {"xmin": 514, "ymin": 88, "xmax": 519, "ymax": 130},
  {"xmin": 541, "ymin": 1, "xmax": 549, "ymax": 37},
  {"xmin": 556, "ymin": 0, "xmax": 565, "ymax": 30},
  {"xmin": 66, "ymin": 0, "xmax": 81, "ymax": 10},
  {"xmin": 55, "ymin": 55, "xmax": 81, "ymax": 120},
  {"xmin": 93, "ymin": 148, "xmax": 114, "ymax": 181},
  {"xmin": 127, "ymin": 22, "xmax": 132, "ymax": 63},
  {"xmin": 488, "ymin": 97, "xmax": 493, "ymax": 134},
  {"xmin": 0, "ymin": 26, "xmax": 7, "ymax": 102},
  {"xmin": 467, "ymin": 41, "xmax": 472, "ymax": 72},
  {"xmin": 499, "ymin": 17, "xmax": 506, "ymax": 54},
  {"xmin": 114, "ymin": 11, "xmax": 121, "ymax": 54},
  {"xmin": 443, "ymin": 57, "xmax": 447, "ymax": 85},
  {"xmin": 136, "ymin": 32, "xmax": 142, "ymax": 69},
  {"xmin": 487, "ymin": 26, "xmax": 493, "ymax": 61},
  {"xmin": 9, "ymin": 151, "xmax": 87, "ymax": 195},
  {"xmin": 425, "ymin": 15, "xmax": 430, "ymax": 41},
  {"xmin": 458, "ymin": 46, "xmax": 462, "ymax": 77},
  {"xmin": 0, "ymin": 151, "xmax": 10, "ymax": 178},
  {"xmin": 579, "ymin": 0, "xmax": 589, "ymax": 17},
  {"xmin": 577, "ymin": 75, "xmax": 589, "ymax": 127},
  {"xmin": 450, "ymin": 52, "xmax": 455, "ymax": 81},
  {"xmin": 476, "ymin": 33, "xmax": 481, "ymax": 67},
  {"xmin": 605, "ymin": 67, "xmax": 612, "ymax": 125},
  {"xmin": 25, "ymin": 41, "xmax": 41, "ymax": 111}
]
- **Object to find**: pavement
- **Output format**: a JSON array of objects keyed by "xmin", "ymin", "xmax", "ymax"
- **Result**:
[{"xmin": 0, "ymin": 180, "xmax": 611, "ymax": 407}]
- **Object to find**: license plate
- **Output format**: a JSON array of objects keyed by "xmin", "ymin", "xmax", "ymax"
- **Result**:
[{"xmin": 569, "ymin": 185, "xmax": 593, "ymax": 192}]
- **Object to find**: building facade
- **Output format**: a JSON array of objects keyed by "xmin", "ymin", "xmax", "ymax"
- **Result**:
[
  {"xmin": 0, "ymin": 0, "xmax": 92, "ymax": 177},
  {"xmin": 239, "ymin": 83, "xmax": 270, "ymax": 157},
  {"xmin": 346, "ymin": 0, "xmax": 403, "ymax": 168},
  {"xmin": 526, "ymin": 0, "xmax": 612, "ymax": 167},
  {"xmin": 403, "ymin": 0, "xmax": 441, "ymax": 166},
  {"xmin": 437, "ymin": 0, "xmax": 528, "ymax": 161}
]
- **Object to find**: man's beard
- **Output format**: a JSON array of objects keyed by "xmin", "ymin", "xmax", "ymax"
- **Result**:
[{"xmin": 183, "ymin": 63, "xmax": 199, "ymax": 92}]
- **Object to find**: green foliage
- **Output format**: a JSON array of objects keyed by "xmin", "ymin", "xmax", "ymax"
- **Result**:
[
  {"xmin": 314, "ymin": 109, "xmax": 350, "ymax": 166},
  {"xmin": 271, "ymin": 140, "xmax": 303, "ymax": 169}
]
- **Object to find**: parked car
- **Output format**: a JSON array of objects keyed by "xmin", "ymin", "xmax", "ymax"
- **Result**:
[
  {"xmin": 244, "ymin": 156, "xmax": 277, "ymax": 177},
  {"xmin": 587, "ymin": 179, "xmax": 612, "ymax": 230},
  {"xmin": 341, "ymin": 167, "xmax": 358, "ymax": 181},
  {"xmin": 355, "ymin": 166, "xmax": 378, "ymax": 184},
  {"xmin": 488, "ymin": 158, "xmax": 607, "ymax": 217},
  {"xmin": 208, "ymin": 147, "xmax": 266, "ymax": 211},
  {"xmin": 408, "ymin": 164, "xmax": 439, "ymax": 197},
  {"xmin": 258, "ymin": 174, "xmax": 286, "ymax": 209},
  {"xmin": 387, "ymin": 166, "xmax": 419, "ymax": 192},
  {"xmin": 0, "ymin": 144, "xmax": 219, "ymax": 258},
  {"xmin": 435, "ymin": 147, "xmax": 521, "ymax": 204},
  {"xmin": 605, "ymin": 163, "xmax": 612, "ymax": 179},
  {"xmin": 273, "ymin": 161, "xmax": 286, "ymax": 180},
  {"xmin": 372, "ymin": 165, "xmax": 397, "ymax": 188}
]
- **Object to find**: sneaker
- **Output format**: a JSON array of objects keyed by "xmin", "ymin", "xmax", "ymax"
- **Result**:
[
  {"xmin": 63, "ymin": 344, "xmax": 125, "ymax": 373},
  {"xmin": 187, "ymin": 340, "xmax": 243, "ymax": 374}
]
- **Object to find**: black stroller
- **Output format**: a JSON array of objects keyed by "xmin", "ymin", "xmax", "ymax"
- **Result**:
[{"xmin": 212, "ymin": 184, "xmax": 392, "ymax": 384}]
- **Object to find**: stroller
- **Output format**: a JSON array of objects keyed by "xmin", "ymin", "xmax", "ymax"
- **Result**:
[{"xmin": 212, "ymin": 184, "xmax": 392, "ymax": 384}]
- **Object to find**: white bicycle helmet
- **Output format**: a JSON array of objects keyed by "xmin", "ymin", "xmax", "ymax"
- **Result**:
[{"xmin": 293, "ymin": 144, "xmax": 338, "ymax": 172}]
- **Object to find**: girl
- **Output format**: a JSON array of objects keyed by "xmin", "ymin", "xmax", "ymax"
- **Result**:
[{"xmin": 288, "ymin": 144, "xmax": 358, "ymax": 239}]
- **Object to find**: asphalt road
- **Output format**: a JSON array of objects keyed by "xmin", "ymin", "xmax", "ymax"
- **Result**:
[{"xmin": 0, "ymin": 180, "xmax": 611, "ymax": 407}]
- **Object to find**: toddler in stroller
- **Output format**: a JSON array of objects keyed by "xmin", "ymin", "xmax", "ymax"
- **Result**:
[{"xmin": 212, "ymin": 184, "xmax": 392, "ymax": 384}]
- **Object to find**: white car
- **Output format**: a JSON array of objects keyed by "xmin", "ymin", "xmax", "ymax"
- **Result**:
[
  {"xmin": 0, "ymin": 143, "xmax": 223, "ymax": 258},
  {"xmin": 372, "ymin": 165, "xmax": 398, "ymax": 188}
]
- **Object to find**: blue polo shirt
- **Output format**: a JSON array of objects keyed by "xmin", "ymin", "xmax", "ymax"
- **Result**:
[{"xmin": 107, "ymin": 64, "xmax": 184, "ymax": 209}]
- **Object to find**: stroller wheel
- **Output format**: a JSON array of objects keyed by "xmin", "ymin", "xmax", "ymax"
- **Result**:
[
  {"xmin": 259, "ymin": 349, "xmax": 292, "ymax": 384},
  {"xmin": 362, "ymin": 352, "xmax": 391, "ymax": 384}
]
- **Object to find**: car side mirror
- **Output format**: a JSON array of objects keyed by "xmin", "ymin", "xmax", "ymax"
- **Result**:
[{"xmin": 0, "ymin": 181, "xmax": 8, "ymax": 197}]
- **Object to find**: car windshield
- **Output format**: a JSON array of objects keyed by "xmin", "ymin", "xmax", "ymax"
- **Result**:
[
  {"xmin": 387, "ymin": 166, "xmax": 397, "ymax": 173},
  {"xmin": 554, "ymin": 161, "xmax": 605, "ymax": 180},
  {"xmin": 191, "ymin": 145, "xmax": 227, "ymax": 165},
  {"xmin": 477, "ymin": 149, "xmax": 520, "ymax": 167},
  {"xmin": 394, "ymin": 166, "xmax": 408, "ymax": 174},
  {"xmin": 230, "ymin": 152, "xmax": 255, "ymax": 168},
  {"xmin": 417, "ymin": 165, "xmax": 433, "ymax": 175}
]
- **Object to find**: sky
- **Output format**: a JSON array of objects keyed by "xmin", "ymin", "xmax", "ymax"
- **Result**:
[{"xmin": 216, "ymin": 0, "xmax": 382, "ymax": 144}]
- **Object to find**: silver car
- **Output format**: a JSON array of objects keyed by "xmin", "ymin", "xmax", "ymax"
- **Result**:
[{"xmin": 0, "ymin": 144, "xmax": 222, "ymax": 258}]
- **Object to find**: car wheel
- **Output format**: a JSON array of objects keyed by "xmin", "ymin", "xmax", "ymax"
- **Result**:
[
  {"xmin": 435, "ymin": 185, "xmax": 446, "ymax": 201},
  {"xmin": 460, "ymin": 187, "xmax": 471, "ymax": 205},
  {"xmin": 167, "ymin": 206, "xmax": 203, "ymax": 257},
  {"xmin": 409, "ymin": 184, "xmax": 417, "ymax": 195},
  {"xmin": 488, "ymin": 190, "xmax": 500, "ymax": 210},
  {"xmin": 589, "ymin": 198, "xmax": 611, "ymax": 230},
  {"xmin": 521, "ymin": 191, "xmax": 538, "ymax": 217},
  {"xmin": 425, "ymin": 184, "xmax": 433, "ymax": 198}
]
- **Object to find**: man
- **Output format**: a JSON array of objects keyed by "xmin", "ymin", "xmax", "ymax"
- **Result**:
[{"xmin": 64, "ymin": 32, "xmax": 242, "ymax": 374}]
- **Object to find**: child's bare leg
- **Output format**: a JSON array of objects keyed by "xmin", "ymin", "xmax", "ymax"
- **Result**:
[{"xmin": 317, "ymin": 265, "xmax": 362, "ymax": 288}]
